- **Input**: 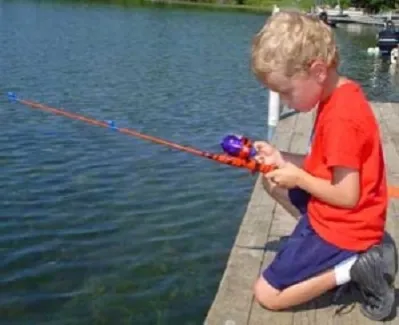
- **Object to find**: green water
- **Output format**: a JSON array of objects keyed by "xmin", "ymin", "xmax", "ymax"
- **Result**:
[{"xmin": 0, "ymin": 1, "xmax": 398, "ymax": 324}]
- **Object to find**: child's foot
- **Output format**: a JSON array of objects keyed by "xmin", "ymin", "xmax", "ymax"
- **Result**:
[{"xmin": 349, "ymin": 242, "xmax": 397, "ymax": 321}]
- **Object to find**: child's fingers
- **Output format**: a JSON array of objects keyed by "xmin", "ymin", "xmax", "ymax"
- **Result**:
[
  {"xmin": 254, "ymin": 154, "xmax": 265, "ymax": 164},
  {"xmin": 266, "ymin": 169, "xmax": 285, "ymax": 185},
  {"xmin": 253, "ymin": 141, "xmax": 274, "ymax": 154},
  {"xmin": 254, "ymin": 153, "xmax": 279, "ymax": 166},
  {"xmin": 264, "ymin": 169, "xmax": 277, "ymax": 179}
]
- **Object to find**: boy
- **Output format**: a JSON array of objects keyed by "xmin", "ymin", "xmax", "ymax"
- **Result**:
[{"xmin": 250, "ymin": 10, "xmax": 397, "ymax": 321}]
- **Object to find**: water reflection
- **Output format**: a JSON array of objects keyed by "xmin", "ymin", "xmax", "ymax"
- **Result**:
[{"xmin": 336, "ymin": 23, "xmax": 399, "ymax": 102}]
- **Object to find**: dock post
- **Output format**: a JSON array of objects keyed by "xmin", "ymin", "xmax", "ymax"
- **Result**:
[{"xmin": 267, "ymin": 90, "xmax": 280, "ymax": 141}]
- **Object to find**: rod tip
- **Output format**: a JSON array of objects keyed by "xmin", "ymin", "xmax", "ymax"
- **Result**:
[{"xmin": 7, "ymin": 92, "xmax": 17, "ymax": 102}]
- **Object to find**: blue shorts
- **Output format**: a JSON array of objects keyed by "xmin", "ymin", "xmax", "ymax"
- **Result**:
[{"xmin": 262, "ymin": 187, "xmax": 357, "ymax": 290}]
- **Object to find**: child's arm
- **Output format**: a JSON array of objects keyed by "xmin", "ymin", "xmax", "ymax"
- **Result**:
[
  {"xmin": 297, "ymin": 166, "xmax": 360, "ymax": 209},
  {"xmin": 295, "ymin": 117, "xmax": 366, "ymax": 209}
]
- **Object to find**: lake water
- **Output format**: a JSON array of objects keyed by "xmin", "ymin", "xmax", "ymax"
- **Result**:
[{"xmin": 0, "ymin": 1, "xmax": 398, "ymax": 324}]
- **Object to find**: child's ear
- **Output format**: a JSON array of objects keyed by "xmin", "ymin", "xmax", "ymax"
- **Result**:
[{"xmin": 309, "ymin": 60, "xmax": 328, "ymax": 84}]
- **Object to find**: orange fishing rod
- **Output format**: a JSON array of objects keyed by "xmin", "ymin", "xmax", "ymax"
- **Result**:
[
  {"xmin": 7, "ymin": 92, "xmax": 399, "ymax": 199},
  {"xmin": 6, "ymin": 92, "xmax": 275, "ymax": 175}
]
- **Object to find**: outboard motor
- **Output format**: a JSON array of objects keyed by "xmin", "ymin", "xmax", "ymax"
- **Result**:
[
  {"xmin": 318, "ymin": 11, "xmax": 336, "ymax": 28},
  {"xmin": 377, "ymin": 20, "xmax": 399, "ymax": 56}
]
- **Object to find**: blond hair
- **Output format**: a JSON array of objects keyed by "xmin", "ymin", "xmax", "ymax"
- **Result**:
[{"xmin": 251, "ymin": 10, "xmax": 339, "ymax": 80}]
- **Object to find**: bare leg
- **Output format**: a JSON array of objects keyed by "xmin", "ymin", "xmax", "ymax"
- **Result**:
[
  {"xmin": 261, "ymin": 177, "xmax": 301, "ymax": 220},
  {"xmin": 253, "ymin": 269, "xmax": 336, "ymax": 310}
]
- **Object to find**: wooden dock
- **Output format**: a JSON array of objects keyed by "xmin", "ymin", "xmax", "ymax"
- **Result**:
[{"xmin": 205, "ymin": 101, "xmax": 399, "ymax": 325}]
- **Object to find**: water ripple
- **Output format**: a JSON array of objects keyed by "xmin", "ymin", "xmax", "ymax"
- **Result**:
[{"xmin": 0, "ymin": 2, "xmax": 397, "ymax": 325}]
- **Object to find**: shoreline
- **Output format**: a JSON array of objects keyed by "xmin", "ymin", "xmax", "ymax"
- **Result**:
[
  {"xmin": 32, "ymin": 0, "xmax": 299, "ymax": 14},
  {"xmin": 26, "ymin": 0, "xmax": 397, "ymax": 21},
  {"xmin": 143, "ymin": 0, "xmax": 276, "ymax": 14}
]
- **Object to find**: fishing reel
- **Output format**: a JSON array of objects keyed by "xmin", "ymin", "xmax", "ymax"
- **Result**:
[{"xmin": 220, "ymin": 134, "xmax": 257, "ymax": 160}]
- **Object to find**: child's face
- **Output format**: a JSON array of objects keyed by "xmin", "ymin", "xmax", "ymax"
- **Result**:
[{"xmin": 264, "ymin": 62, "xmax": 328, "ymax": 112}]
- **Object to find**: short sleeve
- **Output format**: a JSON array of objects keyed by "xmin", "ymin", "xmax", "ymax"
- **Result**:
[{"xmin": 321, "ymin": 118, "xmax": 367, "ymax": 170}]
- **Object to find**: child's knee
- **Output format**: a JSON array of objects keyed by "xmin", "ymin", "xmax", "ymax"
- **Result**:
[{"xmin": 253, "ymin": 277, "xmax": 282, "ymax": 311}]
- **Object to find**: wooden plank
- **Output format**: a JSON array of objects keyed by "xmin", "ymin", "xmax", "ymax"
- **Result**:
[
  {"xmin": 289, "ymin": 112, "xmax": 320, "ymax": 325},
  {"xmin": 268, "ymin": 112, "xmax": 313, "ymax": 242},
  {"xmin": 248, "ymin": 112, "xmax": 301, "ymax": 325},
  {"xmin": 373, "ymin": 102, "xmax": 399, "ymax": 325},
  {"xmin": 204, "ymin": 111, "xmax": 299, "ymax": 325},
  {"xmin": 288, "ymin": 111, "xmax": 314, "ymax": 155},
  {"xmin": 203, "ymin": 176, "xmax": 275, "ymax": 325}
]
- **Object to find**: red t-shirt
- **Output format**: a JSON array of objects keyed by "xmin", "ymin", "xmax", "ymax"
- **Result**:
[{"xmin": 304, "ymin": 81, "xmax": 387, "ymax": 252}]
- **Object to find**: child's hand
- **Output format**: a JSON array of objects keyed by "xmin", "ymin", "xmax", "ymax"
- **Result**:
[
  {"xmin": 253, "ymin": 141, "xmax": 285, "ymax": 167},
  {"xmin": 264, "ymin": 162, "xmax": 304, "ymax": 189}
]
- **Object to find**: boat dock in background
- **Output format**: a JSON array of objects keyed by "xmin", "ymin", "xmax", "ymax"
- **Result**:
[
  {"xmin": 329, "ymin": 15, "xmax": 385, "ymax": 26},
  {"xmin": 320, "ymin": 8, "xmax": 399, "ymax": 26}
]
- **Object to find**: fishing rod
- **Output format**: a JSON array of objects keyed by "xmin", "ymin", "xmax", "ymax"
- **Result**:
[
  {"xmin": 7, "ymin": 92, "xmax": 399, "ymax": 199},
  {"xmin": 6, "ymin": 92, "xmax": 275, "ymax": 174}
]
